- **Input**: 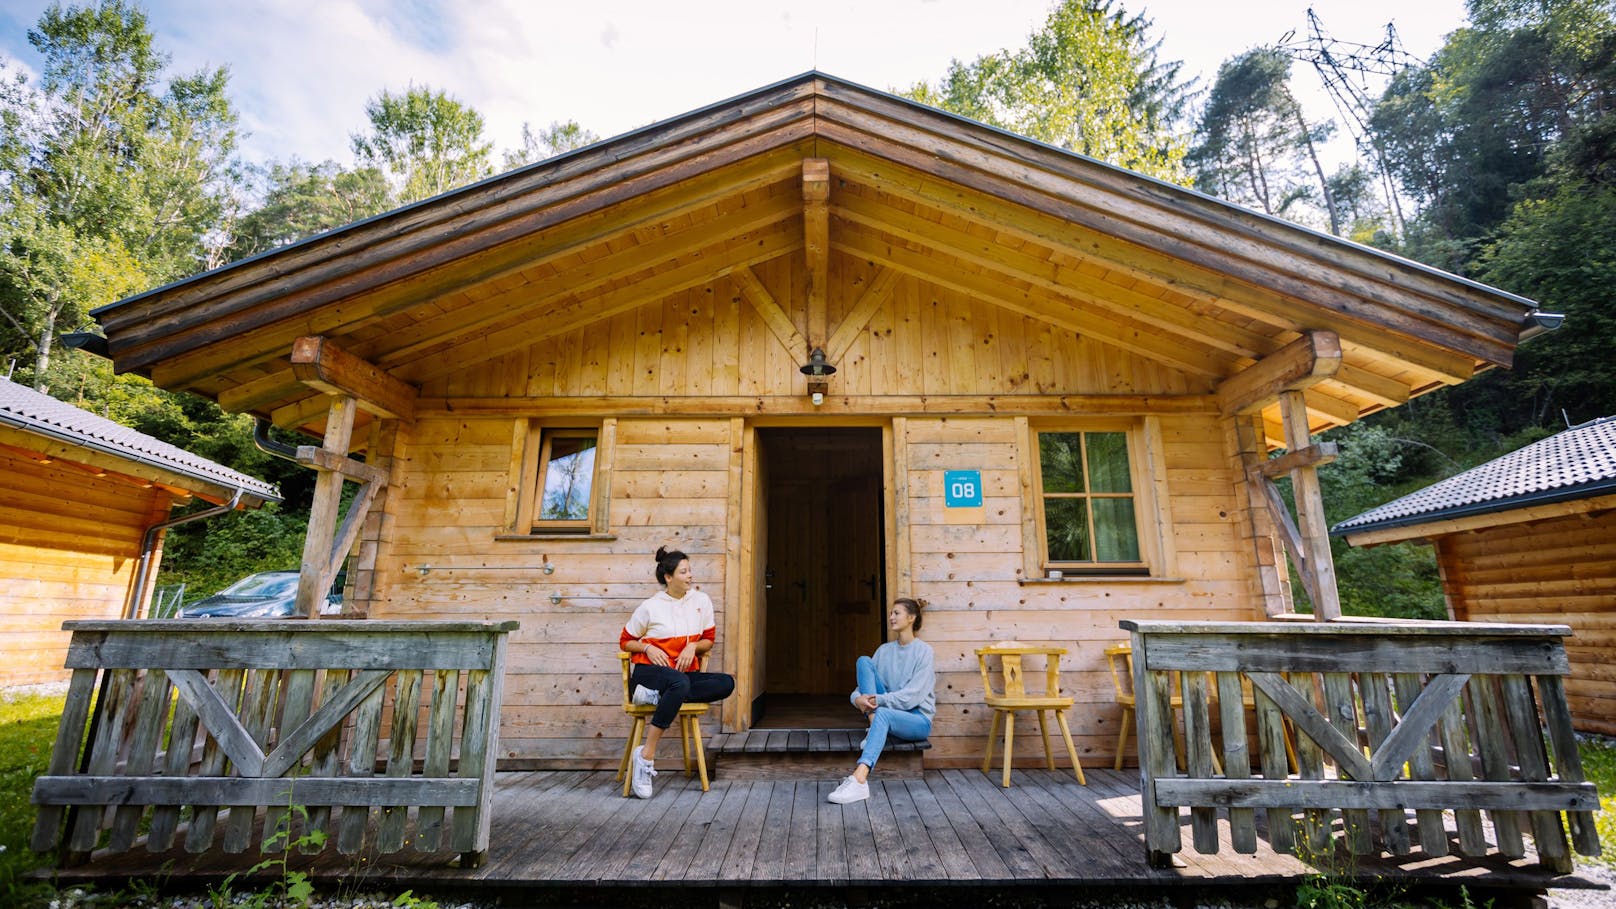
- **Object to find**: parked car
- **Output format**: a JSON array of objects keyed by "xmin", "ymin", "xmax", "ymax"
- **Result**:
[{"xmin": 180, "ymin": 570, "xmax": 341, "ymax": 618}]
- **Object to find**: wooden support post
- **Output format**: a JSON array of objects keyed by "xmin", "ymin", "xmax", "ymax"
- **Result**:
[
  {"xmin": 1235, "ymin": 416, "xmax": 1295, "ymax": 615},
  {"xmin": 1280, "ymin": 390, "xmax": 1341, "ymax": 620},
  {"xmin": 734, "ymin": 267, "xmax": 809, "ymax": 359},
  {"xmin": 297, "ymin": 396, "xmax": 357, "ymax": 618},
  {"xmin": 802, "ymin": 158, "xmax": 830, "ymax": 349}
]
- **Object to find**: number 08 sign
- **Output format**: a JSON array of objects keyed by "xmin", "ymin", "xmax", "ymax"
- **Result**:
[{"xmin": 943, "ymin": 470, "xmax": 983, "ymax": 508}]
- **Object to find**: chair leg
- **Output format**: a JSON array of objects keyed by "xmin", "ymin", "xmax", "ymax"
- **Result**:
[
  {"xmin": 1037, "ymin": 710, "xmax": 1055, "ymax": 770},
  {"xmin": 982, "ymin": 710, "xmax": 1002, "ymax": 774},
  {"xmin": 622, "ymin": 716, "xmax": 645, "ymax": 797},
  {"xmin": 679, "ymin": 716, "xmax": 693, "ymax": 773},
  {"xmin": 1114, "ymin": 707, "xmax": 1132, "ymax": 771},
  {"xmin": 690, "ymin": 714, "xmax": 708, "ymax": 792},
  {"xmin": 1001, "ymin": 710, "xmax": 1015, "ymax": 788},
  {"xmin": 1055, "ymin": 709, "xmax": 1086, "ymax": 785}
]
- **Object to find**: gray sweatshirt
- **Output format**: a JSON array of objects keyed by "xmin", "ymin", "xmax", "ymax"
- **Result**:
[{"xmin": 853, "ymin": 638, "xmax": 936, "ymax": 720}]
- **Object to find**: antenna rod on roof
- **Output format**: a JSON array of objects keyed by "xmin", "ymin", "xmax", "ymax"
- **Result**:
[{"xmin": 1564, "ymin": 408, "xmax": 1572, "ymax": 428}]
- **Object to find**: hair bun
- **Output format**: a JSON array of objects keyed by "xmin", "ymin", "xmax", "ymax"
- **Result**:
[{"xmin": 654, "ymin": 546, "xmax": 669, "ymax": 560}]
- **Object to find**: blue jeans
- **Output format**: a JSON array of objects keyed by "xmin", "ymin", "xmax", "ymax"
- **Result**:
[{"xmin": 855, "ymin": 655, "xmax": 931, "ymax": 770}]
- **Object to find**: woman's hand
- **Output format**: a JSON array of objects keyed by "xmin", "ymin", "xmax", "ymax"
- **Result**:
[
  {"xmin": 674, "ymin": 648, "xmax": 697, "ymax": 672},
  {"xmin": 855, "ymin": 694, "xmax": 878, "ymax": 716},
  {"xmin": 643, "ymin": 641, "xmax": 671, "ymax": 667}
]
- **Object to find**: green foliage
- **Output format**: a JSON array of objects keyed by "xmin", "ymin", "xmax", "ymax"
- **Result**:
[
  {"xmin": 502, "ymin": 119, "xmax": 599, "ymax": 170},
  {"xmin": 351, "ymin": 84, "xmax": 494, "ymax": 205},
  {"xmin": 1190, "ymin": 48, "xmax": 1341, "ymax": 232},
  {"xmin": 228, "ymin": 160, "xmax": 391, "ymax": 259},
  {"xmin": 902, "ymin": 0, "xmax": 1193, "ymax": 182},
  {"xmin": 157, "ymin": 505, "xmax": 307, "ymax": 602}
]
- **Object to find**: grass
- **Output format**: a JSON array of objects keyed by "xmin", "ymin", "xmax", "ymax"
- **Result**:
[{"xmin": 0, "ymin": 687, "xmax": 72, "ymax": 908}]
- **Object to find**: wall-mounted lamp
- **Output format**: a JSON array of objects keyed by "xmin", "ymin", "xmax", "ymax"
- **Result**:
[
  {"xmin": 541, "ymin": 555, "xmax": 555, "ymax": 575},
  {"xmin": 800, "ymin": 347, "xmax": 835, "ymax": 407},
  {"xmin": 799, "ymin": 347, "xmax": 836, "ymax": 378}
]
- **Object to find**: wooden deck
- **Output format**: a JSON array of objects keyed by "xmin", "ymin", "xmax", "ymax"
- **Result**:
[{"xmin": 52, "ymin": 769, "xmax": 1602, "ymax": 898}]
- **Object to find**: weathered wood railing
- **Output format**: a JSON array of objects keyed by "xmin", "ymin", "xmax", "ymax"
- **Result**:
[
  {"xmin": 32, "ymin": 620, "xmax": 517, "ymax": 867},
  {"xmin": 1123, "ymin": 620, "xmax": 1602, "ymax": 871}
]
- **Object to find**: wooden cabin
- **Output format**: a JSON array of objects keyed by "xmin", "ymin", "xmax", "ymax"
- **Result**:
[
  {"xmin": 0, "ymin": 377, "xmax": 279, "ymax": 687},
  {"xmin": 1335, "ymin": 416, "xmax": 1616, "ymax": 735},
  {"xmin": 85, "ymin": 73, "xmax": 1549, "ymax": 770}
]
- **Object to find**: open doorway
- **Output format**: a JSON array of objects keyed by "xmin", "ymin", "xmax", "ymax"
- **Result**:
[{"xmin": 755, "ymin": 427, "xmax": 885, "ymax": 729}]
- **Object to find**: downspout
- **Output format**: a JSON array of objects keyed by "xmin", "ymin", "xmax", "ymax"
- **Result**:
[
  {"xmin": 254, "ymin": 417, "xmax": 302, "ymax": 462},
  {"xmin": 126, "ymin": 487, "xmax": 245, "ymax": 619}
]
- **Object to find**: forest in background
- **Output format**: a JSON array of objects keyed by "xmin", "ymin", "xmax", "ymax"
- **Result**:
[{"xmin": 1, "ymin": 0, "xmax": 1612, "ymax": 616}]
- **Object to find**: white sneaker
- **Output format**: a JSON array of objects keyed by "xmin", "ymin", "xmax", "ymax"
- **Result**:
[
  {"xmin": 858, "ymin": 736, "xmax": 868, "ymax": 750},
  {"xmin": 827, "ymin": 775, "xmax": 869, "ymax": 804},
  {"xmin": 631, "ymin": 685, "xmax": 660, "ymax": 706},
  {"xmin": 630, "ymin": 747, "xmax": 657, "ymax": 799}
]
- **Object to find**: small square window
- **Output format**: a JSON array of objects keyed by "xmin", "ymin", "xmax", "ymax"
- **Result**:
[
  {"xmin": 535, "ymin": 430, "xmax": 597, "ymax": 530},
  {"xmin": 508, "ymin": 421, "xmax": 611, "ymax": 536}
]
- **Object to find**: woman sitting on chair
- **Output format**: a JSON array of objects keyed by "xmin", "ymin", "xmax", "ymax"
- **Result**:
[
  {"xmin": 619, "ymin": 547, "xmax": 735, "ymax": 799},
  {"xmin": 828, "ymin": 597, "xmax": 935, "ymax": 805}
]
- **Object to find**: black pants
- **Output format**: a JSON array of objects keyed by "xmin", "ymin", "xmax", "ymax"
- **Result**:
[{"xmin": 630, "ymin": 664, "xmax": 735, "ymax": 729}]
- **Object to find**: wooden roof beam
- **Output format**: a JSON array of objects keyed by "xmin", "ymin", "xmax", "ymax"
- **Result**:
[
  {"xmin": 291, "ymin": 336, "xmax": 418, "ymax": 422},
  {"xmin": 1217, "ymin": 331, "xmax": 1342, "ymax": 416},
  {"xmin": 734, "ymin": 267, "xmax": 809, "ymax": 359},
  {"xmin": 825, "ymin": 266, "xmax": 898, "ymax": 364},
  {"xmin": 833, "ymin": 228, "xmax": 1229, "ymax": 378},
  {"xmin": 803, "ymin": 158, "xmax": 830, "ymax": 348}
]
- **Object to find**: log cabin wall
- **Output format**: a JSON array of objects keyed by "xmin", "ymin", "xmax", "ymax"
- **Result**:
[
  {"xmin": 368, "ymin": 250, "xmax": 1278, "ymax": 769},
  {"xmin": 0, "ymin": 447, "xmax": 169, "ymax": 686},
  {"xmin": 1436, "ymin": 508, "xmax": 1616, "ymax": 735}
]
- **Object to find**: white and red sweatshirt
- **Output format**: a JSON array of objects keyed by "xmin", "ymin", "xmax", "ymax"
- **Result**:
[{"xmin": 620, "ymin": 589, "xmax": 716, "ymax": 667}]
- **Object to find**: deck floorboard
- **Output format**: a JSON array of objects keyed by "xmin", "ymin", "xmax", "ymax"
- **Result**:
[{"xmin": 50, "ymin": 769, "xmax": 1599, "ymax": 894}]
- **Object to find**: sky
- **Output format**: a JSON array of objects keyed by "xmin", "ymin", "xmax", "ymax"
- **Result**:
[{"xmin": 0, "ymin": 0, "xmax": 1471, "ymax": 173}]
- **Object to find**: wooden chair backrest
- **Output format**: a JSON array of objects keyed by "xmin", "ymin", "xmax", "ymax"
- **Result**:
[
  {"xmin": 976, "ymin": 644, "xmax": 1066, "ymax": 699},
  {"xmin": 1104, "ymin": 644, "xmax": 1134, "ymax": 702}
]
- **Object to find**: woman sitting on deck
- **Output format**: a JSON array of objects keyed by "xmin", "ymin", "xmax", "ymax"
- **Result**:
[
  {"xmin": 619, "ymin": 547, "xmax": 735, "ymax": 799},
  {"xmin": 828, "ymin": 597, "xmax": 936, "ymax": 805}
]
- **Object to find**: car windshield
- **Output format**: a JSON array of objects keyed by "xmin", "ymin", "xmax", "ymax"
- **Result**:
[{"xmin": 220, "ymin": 573, "xmax": 298, "ymax": 598}]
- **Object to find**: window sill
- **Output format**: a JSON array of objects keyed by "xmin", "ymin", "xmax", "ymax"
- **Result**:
[
  {"xmin": 1018, "ymin": 576, "xmax": 1185, "ymax": 585},
  {"xmin": 494, "ymin": 533, "xmax": 618, "ymax": 542}
]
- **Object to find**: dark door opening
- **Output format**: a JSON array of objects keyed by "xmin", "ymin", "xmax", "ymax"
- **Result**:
[{"xmin": 756, "ymin": 427, "xmax": 885, "ymax": 728}]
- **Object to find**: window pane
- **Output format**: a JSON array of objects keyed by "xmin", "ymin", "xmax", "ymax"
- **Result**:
[
  {"xmin": 539, "ymin": 436, "xmax": 596, "ymax": 521},
  {"xmin": 1043, "ymin": 497, "xmax": 1091, "ymax": 562},
  {"xmin": 1039, "ymin": 433, "xmax": 1085, "ymax": 494},
  {"xmin": 1092, "ymin": 497, "xmax": 1141, "ymax": 561},
  {"xmin": 1086, "ymin": 432, "xmax": 1132, "ymax": 493}
]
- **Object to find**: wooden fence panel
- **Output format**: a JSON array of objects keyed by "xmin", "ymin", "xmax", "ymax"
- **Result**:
[
  {"xmin": 30, "ymin": 620, "xmax": 517, "ymax": 868},
  {"xmin": 1124, "ymin": 620, "xmax": 1602, "ymax": 872}
]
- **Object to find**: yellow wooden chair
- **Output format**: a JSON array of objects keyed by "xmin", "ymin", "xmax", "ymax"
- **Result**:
[
  {"xmin": 615, "ymin": 652, "xmax": 710, "ymax": 795},
  {"xmin": 976, "ymin": 643, "xmax": 1086, "ymax": 788}
]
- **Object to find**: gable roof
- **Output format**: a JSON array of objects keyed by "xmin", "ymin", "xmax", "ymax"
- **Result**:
[
  {"xmin": 1332, "ymin": 416, "xmax": 1616, "ymax": 540},
  {"xmin": 87, "ymin": 72, "xmax": 1547, "ymax": 439},
  {"xmin": 0, "ymin": 377, "xmax": 280, "ymax": 506}
]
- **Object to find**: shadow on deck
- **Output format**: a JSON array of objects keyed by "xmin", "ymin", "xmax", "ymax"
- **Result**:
[{"xmin": 50, "ymin": 769, "xmax": 1603, "ymax": 900}]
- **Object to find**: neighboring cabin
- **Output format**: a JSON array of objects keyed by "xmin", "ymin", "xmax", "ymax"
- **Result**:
[
  {"xmin": 0, "ymin": 377, "xmax": 280, "ymax": 687},
  {"xmin": 1335, "ymin": 416, "xmax": 1616, "ymax": 735},
  {"xmin": 83, "ymin": 73, "xmax": 1551, "ymax": 769}
]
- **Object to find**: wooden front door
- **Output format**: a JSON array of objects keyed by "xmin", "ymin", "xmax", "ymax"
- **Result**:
[{"xmin": 760, "ymin": 427, "xmax": 885, "ymax": 698}]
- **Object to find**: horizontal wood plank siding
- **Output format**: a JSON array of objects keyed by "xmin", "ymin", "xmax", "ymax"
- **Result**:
[
  {"xmin": 1439, "ymin": 507, "xmax": 1616, "ymax": 735},
  {"xmin": 374, "ymin": 416, "xmax": 733, "ymax": 764},
  {"xmin": 0, "ymin": 450, "xmax": 169, "ymax": 686}
]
